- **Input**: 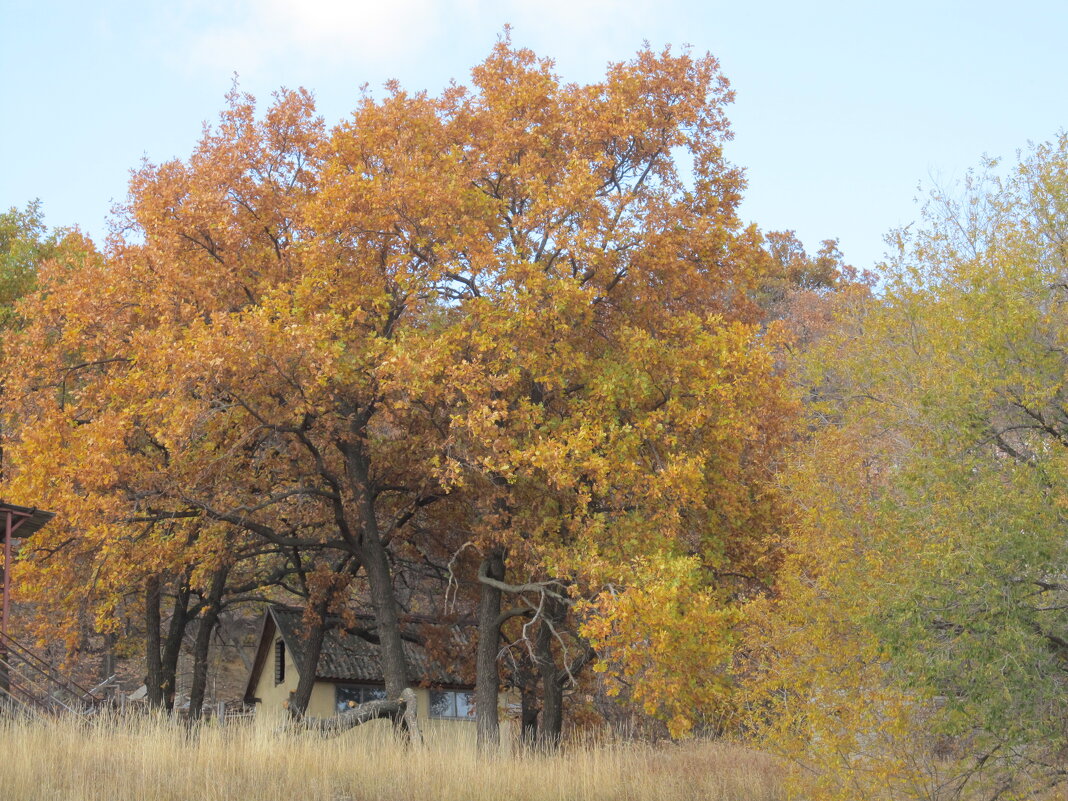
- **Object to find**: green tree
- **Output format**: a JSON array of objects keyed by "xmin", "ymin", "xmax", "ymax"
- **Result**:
[
  {"xmin": 0, "ymin": 201, "xmax": 47, "ymax": 320},
  {"xmin": 750, "ymin": 134, "xmax": 1068, "ymax": 799}
]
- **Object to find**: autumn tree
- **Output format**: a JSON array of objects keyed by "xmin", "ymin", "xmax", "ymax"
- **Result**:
[
  {"xmin": 367, "ymin": 42, "xmax": 799, "ymax": 746},
  {"xmin": 746, "ymin": 135, "xmax": 1068, "ymax": 799},
  {"xmin": 3, "ymin": 40, "xmax": 798, "ymax": 742},
  {"xmin": 2, "ymin": 81, "xmax": 480, "ymax": 721},
  {"xmin": 0, "ymin": 202, "xmax": 91, "ymax": 482},
  {"xmin": 0, "ymin": 91, "xmax": 356, "ymax": 711}
]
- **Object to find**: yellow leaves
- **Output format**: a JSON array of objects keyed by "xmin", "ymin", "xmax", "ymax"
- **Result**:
[
  {"xmin": 737, "ymin": 138, "xmax": 1068, "ymax": 800},
  {"xmin": 578, "ymin": 554, "xmax": 742, "ymax": 738}
]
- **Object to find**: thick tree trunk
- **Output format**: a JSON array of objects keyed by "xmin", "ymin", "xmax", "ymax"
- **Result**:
[
  {"xmin": 535, "ymin": 597, "xmax": 565, "ymax": 751},
  {"xmin": 359, "ymin": 535, "xmax": 410, "ymax": 698},
  {"xmin": 475, "ymin": 550, "xmax": 505, "ymax": 751},
  {"xmin": 187, "ymin": 565, "xmax": 228, "ymax": 721},
  {"xmin": 145, "ymin": 573, "xmax": 191, "ymax": 711},
  {"xmin": 538, "ymin": 675, "xmax": 563, "ymax": 748},
  {"xmin": 517, "ymin": 653, "xmax": 539, "ymax": 749},
  {"xmin": 345, "ymin": 441, "xmax": 410, "ymax": 699},
  {"xmin": 160, "ymin": 577, "xmax": 192, "ymax": 711},
  {"xmin": 288, "ymin": 598, "xmax": 330, "ymax": 717}
]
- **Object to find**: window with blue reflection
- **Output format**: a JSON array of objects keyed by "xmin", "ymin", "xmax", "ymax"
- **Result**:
[
  {"xmin": 429, "ymin": 689, "xmax": 475, "ymax": 719},
  {"xmin": 335, "ymin": 684, "xmax": 387, "ymax": 714},
  {"xmin": 455, "ymin": 692, "xmax": 475, "ymax": 719}
]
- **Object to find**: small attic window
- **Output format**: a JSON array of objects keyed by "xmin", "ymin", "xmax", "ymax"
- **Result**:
[{"xmin": 274, "ymin": 639, "xmax": 285, "ymax": 685}]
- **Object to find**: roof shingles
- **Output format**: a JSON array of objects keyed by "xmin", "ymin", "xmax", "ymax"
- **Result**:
[{"xmin": 270, "ymin": 607, "xmax": 470, "ymax": 687}]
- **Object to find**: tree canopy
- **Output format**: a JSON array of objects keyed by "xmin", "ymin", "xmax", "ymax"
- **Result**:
[{"xmin": 0, "ymin": 40, "xmax": 802, "ymax": 740}]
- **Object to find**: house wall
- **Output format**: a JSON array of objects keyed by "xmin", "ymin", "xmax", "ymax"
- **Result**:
[
  {"xmin": 251, "ymin": 636, "xmax": 518, "ymax": 750},
  {"xmin": 252, "ymin": 636, "xmax": 301, "ymax": 719},
  {"xmin": 306, "ymin": 681, "xmax": 338, "ymax": 718},
  {"xmin": 303, "ymin": 686, "xmax": 470, "ymax": 723}
]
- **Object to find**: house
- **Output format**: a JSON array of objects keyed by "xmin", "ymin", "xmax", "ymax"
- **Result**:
[{"xmin": 244, "ymin": 606, "xmax": 510, "ymax": 736}]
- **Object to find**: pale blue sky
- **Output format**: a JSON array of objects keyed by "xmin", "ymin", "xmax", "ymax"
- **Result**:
[{"xmin": 2, "ymin": 0, "xmax": 1066, "ymax": 269}]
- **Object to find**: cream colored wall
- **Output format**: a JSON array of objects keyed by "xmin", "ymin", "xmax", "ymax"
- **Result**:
[
  {"xmin": 414, "ymin": 687, "xmax": 431, "ymax": 719},
  {"xmin": 252, "ymin": 636, "xmax": 300, "ymax": 719},
  {"xmin": 306, "ymin": 681, "xmax": 338, "ymax": 718}
]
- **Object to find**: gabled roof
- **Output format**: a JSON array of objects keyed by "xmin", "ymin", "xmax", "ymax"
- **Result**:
[{"xmin": 244, "ymin": 606, "xmax": 472, "ymax": 702}]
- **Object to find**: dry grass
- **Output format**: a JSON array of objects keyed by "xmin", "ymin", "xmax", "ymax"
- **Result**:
[{"xmin": 0, "ymin": 712, "xmax": 783, "ymax": 801}]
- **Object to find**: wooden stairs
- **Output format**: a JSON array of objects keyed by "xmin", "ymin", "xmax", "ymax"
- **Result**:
[{"xmin": 0, "ymin": 632, "xmax": 102, "ymax": 717}]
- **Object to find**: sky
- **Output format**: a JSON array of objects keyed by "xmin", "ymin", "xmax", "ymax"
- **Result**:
[{"xmin": 2, "ymin": 0, "xmax": 1066, "ymax": 270}]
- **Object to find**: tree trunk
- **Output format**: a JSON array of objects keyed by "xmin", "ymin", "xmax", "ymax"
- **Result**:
[
  {"xmin": 187, "ymin": 565, "xmax": 228, "ymax": 721},
  {"xmin": 517, "ymin": 653, "xmax": 539, "ymax": 750},
  {"xmin": 535, "ymin": 597, "xmax": 565, "ymax": 751},
  {"xmin": 360, "ymin": 533, "xmax": 410, "ymax": 698},
  {"xmin": 100, "ymin": 631, "xmax": 117, "ymax": 690},
  {"xmin": 475, "ymin": 550, "xmax": 505, "ymax": 751},
  {"xmin": 144, "ymin": 575, "xmax": 164, "ymax": 708},
  {"xmin": 345, "ymin": 441, "xmax": 410, "ymax": 699},
  {"xmin": 539, "ymin": 669, "xmax": 563, "ymax": 750},
  {"xmin": 145, "ymin": 573, "xmax": 193, "ymax": 711},
  {"xmin": 288, "ymin": 598, "xmax": 330, "ymax": 717},
  {"xmin": 160, "ymin": 575, "xmax": 192, "ymax": 711}
]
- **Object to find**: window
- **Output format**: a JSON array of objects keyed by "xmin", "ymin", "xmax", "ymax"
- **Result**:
[
  {"xmin": 335, "ymin": 684, "xmax": 387, "ymax": 714},
  {"xmin": 429, "ymin": 690, "xmax": 475, "ymax": 720},
  {"xmin": 274, "ymin": 639, "xmax": 285, "ymax": 685}
]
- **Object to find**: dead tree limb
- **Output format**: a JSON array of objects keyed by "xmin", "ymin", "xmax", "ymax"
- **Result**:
[
  {"xmin": 286, "ymin": 687, "xmax": 422, "ymax": 743},
  {"xmin": 476, "ymin": 561, "xmax": 571, "ymax": 604}
]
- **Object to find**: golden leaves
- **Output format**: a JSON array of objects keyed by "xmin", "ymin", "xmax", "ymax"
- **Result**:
[{"xmin": 2, "ymin": 39, "xmax": 796, "ymax": 741}]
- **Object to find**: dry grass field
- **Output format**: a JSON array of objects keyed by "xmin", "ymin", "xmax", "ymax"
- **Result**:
[{"xmin": 0, "ymin": 712, "xmax": 783, "ymax": 801}]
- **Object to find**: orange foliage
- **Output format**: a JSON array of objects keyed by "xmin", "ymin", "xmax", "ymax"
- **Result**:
[{"xmin": 2, "ymin": 39, "xmax": 799, "ymax": 731}]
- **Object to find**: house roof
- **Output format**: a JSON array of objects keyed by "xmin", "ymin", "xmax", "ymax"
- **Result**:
[{"xmin": 244, "ymin": 606, "xmax": 472, "ymax": 702}]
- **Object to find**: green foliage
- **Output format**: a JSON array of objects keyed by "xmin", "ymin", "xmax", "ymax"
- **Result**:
[
  {"xmin": 860, "ymin": 137, "xmax": 1068, "ymax": 770},
  {"xmin": 0, "ymin": 200, "xmax": 51, "ymax": 326},
  {"xmin": 748, "ymin": 134, "xmax": 1068, "ymax": 799}
]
